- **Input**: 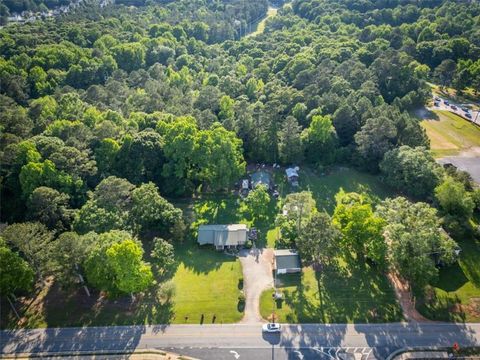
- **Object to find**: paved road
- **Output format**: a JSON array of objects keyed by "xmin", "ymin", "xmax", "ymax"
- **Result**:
[{"xmin": 2, "ymin": 323, "xmax": 479, "ymax": 359}]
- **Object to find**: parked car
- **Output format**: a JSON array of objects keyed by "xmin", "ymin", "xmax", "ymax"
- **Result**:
[
  {"xmin": 461, "ymin": 107, "xmax": 470, "ymax": 112},
  {"xmin": 262, "ymin": 323, "xmax": 281, "ymax": 333},
  {"xmin": 444, "ymin": 100, "xmax": 449, "ymax": 105},
  {"xmin": 465, "ymin": 113, "xmax": 472, "ymax": 119},
  {"xmin": 434, "ymin": 101, "xmax": 440, "ymax": 107},
  {"xmin": 451, "ymin": 105, "xmax": 457, "ymax": 110},
  {"xmin": 434, "ymin": 97, "xmax": 441, "ymax": 101}
]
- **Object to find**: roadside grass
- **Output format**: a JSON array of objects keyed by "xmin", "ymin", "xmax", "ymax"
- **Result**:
[
  {"xmin": 416, "ymin": 235, "xmax": 480, "ymax": 322},
  {"xmin": 0, "ymin": 239, "xmax": 244, "ymax": 328},
  {"xmin": 420, "ymin": 110, "xmax": 480, "ymax": 158},
  {"xmin": 260, "ymin": 261, "xmax": 402, "ymax": 323}
]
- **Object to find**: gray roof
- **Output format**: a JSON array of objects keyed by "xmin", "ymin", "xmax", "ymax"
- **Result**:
[
  {"xmin": 274, "ymin": 249, "xmax": 301, "ymax": 270},
  {"xmin": 198, "ymin": 224, "xmax": 248, "ymax": 247},
  {"xmin": 251, "ymin": 171, "xmax": 271, "ymax": 188}
]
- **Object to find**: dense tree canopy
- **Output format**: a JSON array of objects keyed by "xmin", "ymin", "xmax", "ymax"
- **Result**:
[{"xmin": 0, "ymin": 0, "xmax": 478, "ymax": 308}]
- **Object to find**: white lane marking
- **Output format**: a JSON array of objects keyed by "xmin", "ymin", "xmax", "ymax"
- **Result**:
[
  {"xmin": 229, "ymin": 350, "xmax": 240, "ymax": 359},
  {"xmin": 293, "ymin": 350, "xmax": 304, "ymax": 359}
]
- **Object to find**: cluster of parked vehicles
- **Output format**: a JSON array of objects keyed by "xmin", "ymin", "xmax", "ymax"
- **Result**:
[{"xmin": 433, "ymin": 97, "xmax": 473, "ymax": 119}]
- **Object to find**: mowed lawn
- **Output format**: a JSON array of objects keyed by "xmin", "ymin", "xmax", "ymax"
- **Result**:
[
  {"xmin": 172, "ymin": 243, "xmax": 243, "ymax": 324},
  {"xmin": 260, "ymin": 262, "xmax": 402, "ymax": 323},
  {"xmin": 417, "ymin": 236, "xmax": 480, "ymax": 322},
  {"xmin": 0, "ymin": 240, "xmax": 244, "ymax": 328},
  {"xmin": 421, "ymin": 110, "xmax": 480, "ymax": 158}
]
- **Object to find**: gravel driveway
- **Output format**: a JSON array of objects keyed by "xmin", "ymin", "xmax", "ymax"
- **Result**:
[{"xmin": 238, "ymin": 247, "xmax": 274, "ymax": 323}]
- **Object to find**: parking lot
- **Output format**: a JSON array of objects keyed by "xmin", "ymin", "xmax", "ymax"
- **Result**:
[{"xmin": 432, "ymin": 96, "xmax": 480, "ymax": 125}]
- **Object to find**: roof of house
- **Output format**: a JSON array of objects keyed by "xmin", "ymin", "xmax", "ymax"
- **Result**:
[
  {"xmin": 274, "ymin": 249, "xmax": 301, "ymax": 270},
  {"xmin": 198, "ymin": 224, "xmax": 248, "ymax": 247},
  {"xmin": 251, "ymin": 170, "xmax": 271, "ymax": 187},
  {"xmin": 285, "ymin": 168, "xmax": 299, "ymax": 178}
]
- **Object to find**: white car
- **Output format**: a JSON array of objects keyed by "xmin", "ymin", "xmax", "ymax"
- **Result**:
[{"xmin": 262, "ymin": 323, "xmax": 281, "ymax": 333}]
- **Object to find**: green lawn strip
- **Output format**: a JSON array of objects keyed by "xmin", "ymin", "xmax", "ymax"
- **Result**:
[
  {"xmin": 416, "ymin": 237, "xmax": 480, "ymax": 322},
  {"xmin": 260, "ymin": 261, "xmax": 402, "ymax": 323}
]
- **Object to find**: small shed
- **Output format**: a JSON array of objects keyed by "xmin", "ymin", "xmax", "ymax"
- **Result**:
[
  {"xmin": 198, "ymin": 224, "xmax": 248, "ymax": 250},
  {"xmin": 285, "ymin": 167, "xmax": 299, "ymax": 186},
  {"xmin": 251, "ymin": 170, "xmax": 272, "ymax": 189},
  {"xmin": 274, "ymin": 249, "xmax": 301, "ymax": 275}
]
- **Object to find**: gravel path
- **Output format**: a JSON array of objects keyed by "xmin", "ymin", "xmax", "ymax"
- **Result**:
[{"xmin": 238, "ymin": 247, "xmax": 274, "ymax": 324}]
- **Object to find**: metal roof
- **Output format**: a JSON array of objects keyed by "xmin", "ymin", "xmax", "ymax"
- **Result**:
[
  {"xmin": 198, "ymin": 224, "xmax": 248, "ymax": 247},
  {"xmin": 274, "ymin": 249, "xmax": 301, "ymax": 270}
]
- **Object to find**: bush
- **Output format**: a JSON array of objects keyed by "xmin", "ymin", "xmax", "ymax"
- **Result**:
[{"xmin": 156, "ymin": 280, "xmax": 176, "ymax": 304}]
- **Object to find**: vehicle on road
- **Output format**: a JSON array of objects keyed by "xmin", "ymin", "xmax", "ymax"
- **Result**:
[
  {"xmin": 434, "ymin": 101, "xmax": 440, "ymax": 107},
  {"xmin": 434, "ymin": 97, "xmax": 441, "ymax": 101},
  {"xmin": 465, "ymin": 113, "xmax": 472, "ymax": 119},
  {"xmin": 262, "ymin": 323, "xmax": 281, "ymax": 333},
  {"xmin": 462, "ymin": 107, "xmax": 470, "ymax": 112},
  {"xmin": 444, "ymin": 100, "xmax": 449, "ymax": 105},
  {"xmin": 451, "ymin": 105, "xmax": 457, "ymax": 110}
]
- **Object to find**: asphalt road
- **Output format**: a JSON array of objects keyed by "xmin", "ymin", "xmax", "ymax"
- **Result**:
[{"xmin": 1, "ymin": 323, "xmax": 480, "ymax": 359}]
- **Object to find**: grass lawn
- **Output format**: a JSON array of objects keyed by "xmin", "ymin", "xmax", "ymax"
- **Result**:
[
  {"xmin": 260, "ymin": 261, "xmax": 402, "ymax": 323},
  {"xmin": 283, "ymin": 167, "xmax": 393, "ymax": 215},
  {"xmin": 416, "ymin": 236, "xmax": 480, "ymax": 322},
  {"xmin": 171, "ymin": 242, "xmax": 243, "ymax": 324},
  {"xmin": 0, "ymin": 240, "xmax": 244, "ymax": 328},
  {"xmin": 421, "ymin": 110, "xmax": 480, "ymax": 158}
]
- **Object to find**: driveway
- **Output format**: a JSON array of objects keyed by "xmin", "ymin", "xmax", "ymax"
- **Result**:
[{"xmin": 238, "ymin": 247, "xmax": 274, "ymax": 323}]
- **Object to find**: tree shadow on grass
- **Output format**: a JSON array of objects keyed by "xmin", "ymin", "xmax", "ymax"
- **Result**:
[
  {"xmin": 5, "ymin": 279, "xmax": 175, "ymax": 331},
  {"xmin": 435, "ymin": 262, "xmax": 469, "ymax": 293},
  {"xmin": 174, "ymin": 240, "xmax": 237, "ymax": 274},
  {"xmin": 319, "ymin": 260, "xmax": 402, "ymax": 323}
]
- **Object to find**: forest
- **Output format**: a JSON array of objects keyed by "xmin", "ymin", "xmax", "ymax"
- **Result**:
[{"xmin": 1, "ymin": 0, "xmax": 480, "ymax": 325}]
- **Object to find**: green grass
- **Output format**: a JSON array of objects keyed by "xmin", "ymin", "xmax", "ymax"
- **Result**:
[
  {"xmin": 171, "ymin": 242, "xmax": 244, "ymax": 324},
  {"xmin": 260, "ymin": 261, "xmax": 402, "ymax": 323},
  {"xmin": 416, "ymin": 236, "xmax": 480, "ymax": 322},
  {"xmin": 290, "ymin": 167, "xmax": 393, "ymax": 214},
  {"xmin": 0, "ymin": 240, "xmax": 244, "ymax": 328},
  {"xmin": 421, "ymin": 110, "xmax": 480, "ymax": 158}
]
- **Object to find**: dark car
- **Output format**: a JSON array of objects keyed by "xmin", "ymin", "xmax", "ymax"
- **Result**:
[
  {"xmin": 465, "ymin": 113, "xmax": 472, "ymax": 119},
  {"xmin": 462, "ymin": 107, "xmax": 470, "ymax": 113},
  {"xmin": 434, "ymin": 97, "xmax": 441, "ymax": 101},
  {"xmin": 451, "ymin": 105, "xmax": 457, "ymax": 110},
  {"xmin": 444, "ymin": 100, "xmax": 449, "ymax": 105}
]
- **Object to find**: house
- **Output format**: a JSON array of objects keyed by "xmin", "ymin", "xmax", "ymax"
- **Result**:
[
  {"xmin": 274, "ymin": 249, "xmax": 301, "ymax": 275},
  {"xmin": 197, "ymin": 224, "xmax": 248, "ymax": 250},
  {"xmin": 285, "ymin": 167, "xmax": 299, "ymax": 186}
]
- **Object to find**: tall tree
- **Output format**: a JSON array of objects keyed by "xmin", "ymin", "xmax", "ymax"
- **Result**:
[
  {"xmin": 376, "ymin": 197, "xmax": 458, "ymax": 289},
  {"xmin": 296, "ymin": 212, "xmax": 339, "ymax": 267},
  {"xmin": 0, "ymin": 238, "xmax": 34, "ymax": 296}
]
